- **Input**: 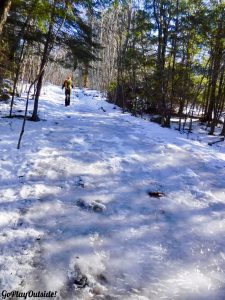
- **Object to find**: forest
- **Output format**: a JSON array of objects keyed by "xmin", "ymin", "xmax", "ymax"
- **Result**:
[
  {"xmin": 0, "ymin": 0, "xmax": 224, "ymax": 131},
  {"xmin": 1, "ymin": 1, "xmax": 225, "ymax": 299}
]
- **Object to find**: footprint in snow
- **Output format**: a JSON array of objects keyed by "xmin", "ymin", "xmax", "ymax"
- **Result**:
[
  {"xmin": 76, "ymin": 199, "xmax": 106, "ymax": 213},
  {"xmin": 76, "ymin": 177, "xmax": 85, "ymax": 188},
  {"xmin": 69, "ymin": 264, "xmax": 88, "ymax": 289},
  {"xmin": 60, "ymin": 264, "xmax": 88, "ymax": 298}
]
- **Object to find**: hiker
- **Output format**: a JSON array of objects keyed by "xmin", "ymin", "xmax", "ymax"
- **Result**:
[{"xmin": 62, "ymin": 76, "xmax": 74, "ymax": 106}]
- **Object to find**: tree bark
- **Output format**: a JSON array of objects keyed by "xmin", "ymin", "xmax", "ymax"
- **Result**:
[
  {"xmin": 9, "ymin": 39, "xmax": 26, "ymax": 117},
  {"xmin": 0, "ymin": 0, "xmax": 11, "ymax": 35},
  {"xmin": 31, "ymin": 22, "xmax": 53, "ymax": 121},
  {"xmin": 206, "ymin": 16, "xmax": 224, "ymax": 126},
  {"xmin": 153, "ymin": 0, "xmax": 171, "ymax": 127}
]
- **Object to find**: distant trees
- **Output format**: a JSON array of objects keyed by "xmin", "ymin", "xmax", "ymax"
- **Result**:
[
  {"xmin": 0, "ymin": 0, "xmax": 224, "ymax": 136},
  {"xmin": 90, "ymin": 0, "xmax": 225, "ymax": 133},
  {"xmin": 203, "ymin": 1, "xmax": 225, "ymax": 134},
  {"xmin": 1, "ymin": 0, "xmax": 100, "ymax": 120}
]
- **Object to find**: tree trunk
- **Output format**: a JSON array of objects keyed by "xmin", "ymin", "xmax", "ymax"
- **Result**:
[
  {"xmin": 83, "ymin": 64, "xmax": 89, "ymax": 88},
  {"xmin": 0, "ymin": 0, "xmax": 11, "ymax": 35},
  {"xmin": 31, "ymin": 22, "xmax": 53, "ymax": 121},
  {"xmin": 9, "ymin": 39, "xmax": 26, "ymax": 117},
  {"xmin": 206, "ymin": 17, "xmax": 223, "ymax": 126},
  {"xmin": 220, "ymin": 118, "xmax": 225, "ymax": 136},
  {"xmin": 153, "ymin": 0, "xmax": 171, "ymax": 127}
]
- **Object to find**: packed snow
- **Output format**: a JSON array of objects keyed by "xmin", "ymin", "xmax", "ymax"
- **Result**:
[{"xmin": 0, "ymin": 84, "xmax": 225, "ymax": 300}]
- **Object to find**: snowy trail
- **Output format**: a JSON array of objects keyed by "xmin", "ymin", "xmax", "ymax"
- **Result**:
[{"xmin": 1, "ymin": 85, "xmax": 225, "ymax": 299}]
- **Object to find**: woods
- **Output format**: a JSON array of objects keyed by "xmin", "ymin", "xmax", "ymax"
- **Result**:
[
  {"xmin": 1, "ymin": 1, "xmax": 225, "ymax": 298},
  {"xmin": 0, "ymin": 0, "xmax": 100, "ymax": 120},
  {"xmin": 0, "ymin": 0, "xmax": 224, "ymax": 132},
  {"xmin": 89, "ymin": 0, "xmax": 225, "ymax": 133}
]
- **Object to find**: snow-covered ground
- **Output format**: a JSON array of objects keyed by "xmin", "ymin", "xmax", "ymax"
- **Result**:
[{"xmin": 0, "ymin": 84, "xmax": 225, "ymax": 300}]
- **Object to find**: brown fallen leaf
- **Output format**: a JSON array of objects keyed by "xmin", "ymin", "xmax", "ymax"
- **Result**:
[{"xmin": 148, "ymin": 191, "xmax": 165, "ymax": 198}]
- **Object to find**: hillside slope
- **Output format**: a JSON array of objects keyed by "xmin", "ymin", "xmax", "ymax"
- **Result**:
[{"xmin": 0, "ymin": 85, "xmax": 225, "ymax": 299}]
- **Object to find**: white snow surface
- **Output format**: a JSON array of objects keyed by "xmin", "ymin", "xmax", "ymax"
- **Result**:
[{"xmin": 0, "ymin": 84, "xmax": 225, "ymax": 300}]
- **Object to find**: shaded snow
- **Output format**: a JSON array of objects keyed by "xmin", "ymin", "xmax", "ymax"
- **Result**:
[{"xmin": 0, "ymin": 84, "xmax": 225, "ymax": 299}]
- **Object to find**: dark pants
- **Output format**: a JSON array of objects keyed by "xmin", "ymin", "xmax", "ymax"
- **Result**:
[{"xmin": 65, "ymin": 89, "xmax": 71, "ymax": 106}]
